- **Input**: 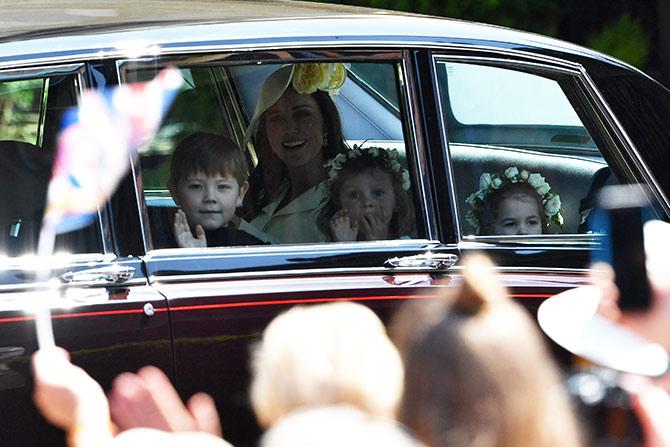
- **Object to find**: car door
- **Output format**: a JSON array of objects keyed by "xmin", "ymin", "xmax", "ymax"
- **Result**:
[
  {"xmin": 426, "ymin": 48, "xmax": 669, "ymax": 315},
  {"xmin": 0, "ymin": 64, "xmax": 172, "ymax": 446},
  {"xmin": 123, "ymin": 50, "xmax": 459, "ymax": 446}
]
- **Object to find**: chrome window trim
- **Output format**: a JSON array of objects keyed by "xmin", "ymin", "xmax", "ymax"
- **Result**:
[
  {"xmin": 427, "ymin": 54, "xmax": 461, "ymax": 239},
  {"xmin": 148, "ymin": 265, "xmax": 591, "ymax": 285},
  {"xmin": 145, "ymin": 238, "xmax": 441, "ymax": 259},
  {"xmin": 149, "ymin": 266, "xmax": 439, "ymax": 284},
  {"xmin": 400, "ymin": 52, "xmax": 439, "ymax": 241},
  {"xmin": 0, "ymin": 63, "xmax": 86, "ymax": 81},
  {"xmin": 0, "ymin": 33, "xmax": 602, "ymax": 77},
  {"xmin": 115, "ymin": 59, "xmax": 158, "ymax": 253},
  {"xmin": 0, "ymin": 277, "xmax": 146, "ymax": 293},
  {"xmin": 118, "ymin": 49, "xmax": 437, "ymax": 251},
  {"xmin": 457, "ymin": 233, "xmax": 603, "ymax": 251},
  {"xmin": 128, "ymin": 150, "xmax": 150, "ymax": 254},
  {"xmin": 439, "ymin": 264, "xmax": 592, "ymax": 275},
  {"xmin": 0, "ymin": 278, "xmax": 148, "ymax": 296},
  {"xmin": 432, "ymin": 54, "xmax": 584, "ymax": 75}
]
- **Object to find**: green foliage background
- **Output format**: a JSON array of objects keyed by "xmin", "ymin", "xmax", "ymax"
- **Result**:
[{"xmin": 314, "ymin": 0, "xmax": 657, "ymax": 74}]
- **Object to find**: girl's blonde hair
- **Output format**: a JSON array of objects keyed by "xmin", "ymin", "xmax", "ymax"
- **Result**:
[
  {"xmin": 396, "ymin": 254, "xmax": 583, "ymax": 447},
  {"xmin": 250, "ymin": 301, "xmax": 404, "ymax": 428}
]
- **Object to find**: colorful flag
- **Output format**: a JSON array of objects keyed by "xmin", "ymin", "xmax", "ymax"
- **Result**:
[
  {"xmin": 34, "ymin": 66, "xmax": 183, "ymax": 349},
  {"xmin": 42, "ymin": 66, "xmax": 183, "ymax": 234}
]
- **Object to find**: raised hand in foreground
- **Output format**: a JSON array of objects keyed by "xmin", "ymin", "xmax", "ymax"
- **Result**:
[{"xmin": 109, "ymin": 365, "xmax": 222, "ymax": 437}]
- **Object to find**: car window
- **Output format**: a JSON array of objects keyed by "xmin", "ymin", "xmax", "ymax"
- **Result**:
[
  {"xmin": 436, "ymin": 60, "xmax": 619, "ymax": 237},
  {"xmin": 0, "ymin": 78, "xmax": 45, "ymax": 144},
  {"xmin": 348, "ymin": 62, "xmax": 400, "ymax": 117},
  {"xmin": 131, "ymin": 59, "xmax": 423, "ymax": 249},
  {"xmin": 446, "ymin": 64, "xmax": 584, "ymax": 127},
  {"xmin": 0, "ymin": 72, "xmax": 103, "ymax": 257}
]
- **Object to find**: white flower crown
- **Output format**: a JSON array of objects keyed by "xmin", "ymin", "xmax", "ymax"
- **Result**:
[
  {"xmin": 465, "ymin": 166, "xmax": 564, "ymax": 233},
  {"xmin": 325, "ymin": 145, "xmax": 411, "ymax": 191}
]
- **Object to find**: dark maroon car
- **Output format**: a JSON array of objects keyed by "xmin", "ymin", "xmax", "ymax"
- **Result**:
[{"xmin": 0, "ymin": 1, "xmax": 669, "ymax": 445}]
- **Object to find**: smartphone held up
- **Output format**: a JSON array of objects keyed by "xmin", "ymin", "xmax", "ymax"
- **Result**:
[{"xmin": 593, "ymin": 184, "xmax": 653, "ymax": 312}]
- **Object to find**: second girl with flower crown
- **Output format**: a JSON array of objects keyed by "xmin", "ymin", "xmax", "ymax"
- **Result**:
[
  {"xmin": 465, "ymin": 166, "xmax": 564, "ymax": 236},
  {"xmin": 317, "ymin": 145, "xmax": 415, "ymax": 242}
]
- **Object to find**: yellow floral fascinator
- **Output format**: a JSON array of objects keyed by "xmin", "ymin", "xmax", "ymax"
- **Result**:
[
  {"xmin": 292, "ymin": 63, "xmax": 348, "ymax": 95},
  {"xmin": 243, "ymin": 63, "xmax": 349, "ymax": 147}
]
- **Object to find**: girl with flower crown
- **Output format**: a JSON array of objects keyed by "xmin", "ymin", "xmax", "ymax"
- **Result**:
[
  {"xmin": 466, "ymin": 166, "xmax": 564, "ymax": 236},
  {"xmin": 317, "ymin": 146, "xmax": 415, "ymax": 242},
  {"xmin": 241, "ymin": 63, "xmax": 347, "ymax": 244}
]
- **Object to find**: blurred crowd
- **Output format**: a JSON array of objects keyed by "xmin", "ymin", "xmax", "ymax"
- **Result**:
[{"xmin": 33, "ymin": 223, "xmax": 670, "ymax": 447}]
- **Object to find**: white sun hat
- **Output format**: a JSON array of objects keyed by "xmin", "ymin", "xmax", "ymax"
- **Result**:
[
  {"xmin": 538, "ymin": 219, "xmax": 670, "ymax": 377},
  {"xmin": 242, "ymin": 64, "xmax": 295, "ymax": 148},
  {"xmin": 242, "ymin": 62, "xmax": 349, "ymax": 148}
]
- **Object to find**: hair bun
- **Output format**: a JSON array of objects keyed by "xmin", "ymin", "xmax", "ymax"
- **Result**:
[{"xmin": 453, "ymin": 253, "xmax": 508, "ymax": 315}]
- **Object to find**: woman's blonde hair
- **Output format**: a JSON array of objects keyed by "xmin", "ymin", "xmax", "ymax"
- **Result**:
[
  {"xmin": 396, "ymin": 254, "xmax": 583, "ymax": 447},
  {"xmin": 250, "ymin": 301, "xmax": 404, "ymax": 428}
]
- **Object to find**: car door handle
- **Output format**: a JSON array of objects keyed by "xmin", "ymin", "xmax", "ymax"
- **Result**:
[
  {"xmin": 60, "ymin": 265, "xmax": 135, "ymax": 284},
  {"xmin": 385, "ymin": 253, "xmax": 458, "ymax": 270}
]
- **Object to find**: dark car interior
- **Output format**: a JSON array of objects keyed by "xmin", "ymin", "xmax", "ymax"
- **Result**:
[{"xmin": 0, "ymin": 74, "xmax": 101, "ymax": 258}]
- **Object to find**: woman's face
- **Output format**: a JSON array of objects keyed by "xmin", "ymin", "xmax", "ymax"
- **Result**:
[
  {"xmin": 491, "ymin": 195, "xmax": 542, "ymax": 235},
  {"xmin": 264, "ymin": 88, "xmax": 325, "ymax": 169}
]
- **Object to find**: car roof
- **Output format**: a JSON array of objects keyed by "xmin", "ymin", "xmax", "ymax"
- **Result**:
[
  {"xmin": 0, "ymin": 0, "xmax": 629, "ymax": 71},
  {"xmin": 0, "ymin": 0, "xmax": 374, "ymax": 37}
]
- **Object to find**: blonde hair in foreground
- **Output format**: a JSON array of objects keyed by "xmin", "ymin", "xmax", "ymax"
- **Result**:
[
  {"xmin": 250, "ymin": 301, "xmax": 404, "ymax": 428},
  {"xmin": 397, "ymin": 254, "xmax": 583, "ymax": 447},
  {"xmin": 261, "ymin": 405, "xmax": 422, "ymax": 447}
]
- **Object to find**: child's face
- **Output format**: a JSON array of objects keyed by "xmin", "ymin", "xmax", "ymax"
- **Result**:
[
  {"xmin": 172, "ymin": 172, "xmax": 248, "ymax": 231},
  {"xmin": 338, "ymin": 168, "xmax": 396, "ymax": 229},
  {"xmin": 491, "ymin": 195, "xmax": 542, "ymax": 235}
]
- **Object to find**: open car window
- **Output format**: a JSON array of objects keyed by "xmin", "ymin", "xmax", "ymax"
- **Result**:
[
  {"xmin": 130, "ymin": 59, "xmax": 424, "ymax": 250},
  {"xmin": 436, "ymin": 60, "xmax": 626, "ymax": 237}
]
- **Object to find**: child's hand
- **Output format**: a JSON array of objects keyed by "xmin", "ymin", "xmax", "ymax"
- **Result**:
[
  {"xmin": 359, "ymin": 210, "xmax": 389, "ymax": 241},
  {"xmin": 330, "ymin": 210, "xmax": 358, "ymax": 242},
  {"xmin": 173, "ymin": 210, "xmax": 207, "ymax": 248}
]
